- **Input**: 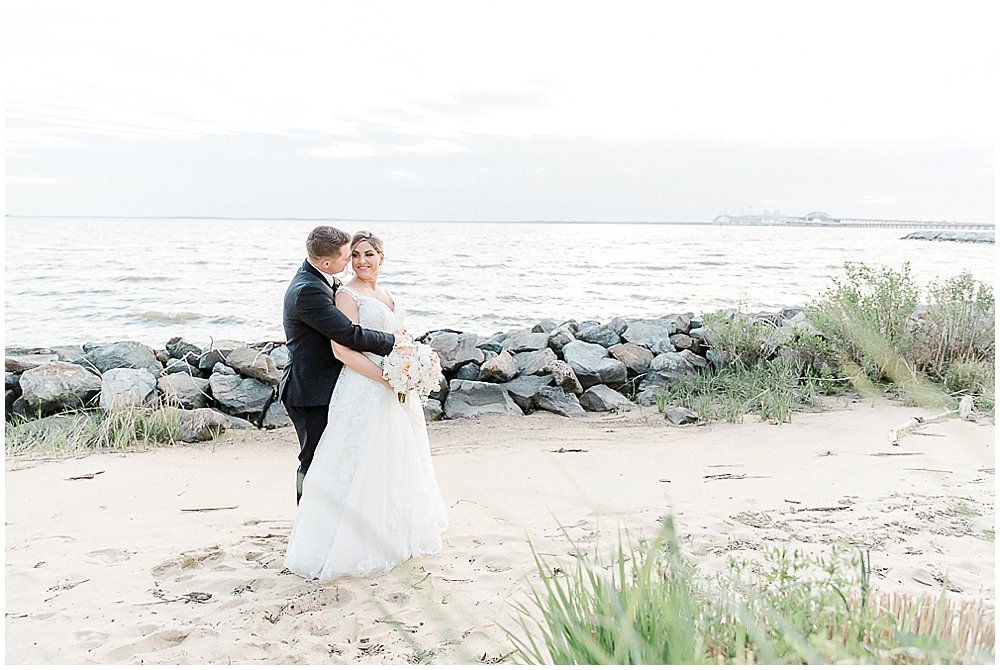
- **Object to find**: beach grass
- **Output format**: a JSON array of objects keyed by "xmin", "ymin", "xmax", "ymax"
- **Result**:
[
  {"xmin": 653, "ymin": 358, "xmax": 820, "ymax": 424},
  {"xmin": 507, "ymin": 518, "xmax": 995, "ymax": 664},
  {"xmin": 5, "ymin": 402, "xmax": 183, "ymax": 460}
]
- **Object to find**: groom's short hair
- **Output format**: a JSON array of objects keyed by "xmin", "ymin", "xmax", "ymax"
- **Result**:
[{"xmin": 306, "ymin": 226, "xmax": 350, "ymax": 259}]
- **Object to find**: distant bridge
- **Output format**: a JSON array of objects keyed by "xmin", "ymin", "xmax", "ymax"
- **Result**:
[
  {"xmin": 831, "ymin": 219, "xmax": 993, "ymax": 230},
  {"xmin": 712, "ymin": 214, "xmax": 993, "ymax": 230}
]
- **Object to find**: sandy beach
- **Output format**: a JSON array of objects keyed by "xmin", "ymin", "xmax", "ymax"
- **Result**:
[{"xmin": 5, "ymin": 399, "xmax": 995, "ymax": 664}]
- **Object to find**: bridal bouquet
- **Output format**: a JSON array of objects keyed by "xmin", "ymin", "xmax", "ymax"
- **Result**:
[{"xmin": 382, "ymin": 333, "xmax": 442, "ymax": 404}]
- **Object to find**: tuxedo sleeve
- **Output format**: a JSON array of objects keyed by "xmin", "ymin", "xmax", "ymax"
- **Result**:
[{"xmin": 296, "ymin": 284, "xmax": 395, "ymax": 355}]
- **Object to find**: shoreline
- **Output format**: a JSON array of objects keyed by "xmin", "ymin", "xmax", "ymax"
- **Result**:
[{"xmin": 5, "ymin": 401, "xmax": 995, "ymax": 664}]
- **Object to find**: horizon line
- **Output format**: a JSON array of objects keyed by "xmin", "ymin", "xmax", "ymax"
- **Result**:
[
  {"xmin": 5, "ymin": 214, "xmax": 713, "ymax": 224},
  {"xmin": 6, "ymin": 214, "xmax": 996, "ymax": 226}
]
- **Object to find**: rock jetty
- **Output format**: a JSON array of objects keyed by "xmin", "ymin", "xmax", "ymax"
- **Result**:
[
  {"xmin": 903, "ymin": 230, "xmax": 994, "ymax": 244},
  {"xmin": 5, "ymin": 308, "xmax": 820, "ymax": 442}
]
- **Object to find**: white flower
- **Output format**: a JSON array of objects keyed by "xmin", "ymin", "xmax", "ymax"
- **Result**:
[{"xmin": 382, "ymin": 339, "xmax": 442, "ymax": 404}]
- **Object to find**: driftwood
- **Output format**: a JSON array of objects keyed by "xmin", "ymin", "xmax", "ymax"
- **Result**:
[
  {"xmin": 66, "ymin": 470, "xmax": 105, "ymax": 480},
  {"xmin": 180, "ymin": 506, "xmax": 238, "ymax": 513},
  {"xmin": 888, "ymin": 395, "xmax": 975, "ymax": 445}
]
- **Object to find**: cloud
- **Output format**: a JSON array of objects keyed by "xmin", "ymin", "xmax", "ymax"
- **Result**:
[
  {"xmin": 6, "ymin": 175, "xmax": 60, "ymax": 185},
  {"xmin": 413, "ymin": 82, "xmax": 554, "ymax": 116}
]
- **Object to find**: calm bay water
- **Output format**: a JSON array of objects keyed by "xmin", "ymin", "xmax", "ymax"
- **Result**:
[{"xmin": 3, "ymin": 217, "xmax": 995, "ymax": 349}]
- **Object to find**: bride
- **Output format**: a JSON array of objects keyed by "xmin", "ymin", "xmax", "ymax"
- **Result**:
[{"xmin": 283, "ymin": 231, "xmax": 448, "ymax": 581}]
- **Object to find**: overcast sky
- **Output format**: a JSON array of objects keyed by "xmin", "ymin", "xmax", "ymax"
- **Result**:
[{"xmin": 5, "ymin": 0, "xmax": 996, "ymax": 222}]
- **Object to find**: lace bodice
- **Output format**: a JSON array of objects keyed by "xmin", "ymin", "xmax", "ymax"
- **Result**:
[{"xmin": 339, "ymin": 286, "xmax": 405, "ymax": 362}]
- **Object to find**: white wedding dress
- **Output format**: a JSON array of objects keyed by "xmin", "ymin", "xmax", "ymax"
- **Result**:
[{"xmin": 283, "ymin": 287, "xmax": 448, "ymax": 581}]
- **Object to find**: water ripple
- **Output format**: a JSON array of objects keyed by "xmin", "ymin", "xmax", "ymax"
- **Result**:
[{"xmin": 5, "ymin": 218, "xmax": 994, "ymax": 347}]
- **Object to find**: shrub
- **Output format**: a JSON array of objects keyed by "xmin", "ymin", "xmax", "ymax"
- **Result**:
[
  {"xmin": 907, "ymin": 272, "xmax": 995, "ymax": 378},
  {"xmin": 805, "ymin": 263, "xmax": 920, "ymax": 382},
  {"xmin": 701, "ymin": 311, "xmax": 777, "ymax": 367},
  {"xmin": 805, "ymin": 263, "xmax": 994, "ymax": 411}
]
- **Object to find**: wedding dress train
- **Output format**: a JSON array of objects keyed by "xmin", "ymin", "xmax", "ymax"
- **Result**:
[{"xmin": 283, "ymin": 288, "xmax": 448, "ymax": 581}]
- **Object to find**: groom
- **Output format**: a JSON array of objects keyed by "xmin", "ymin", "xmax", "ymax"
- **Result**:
[{"xmin": 279, "ymin": 226, "xmax": 396, "ymax": 503}]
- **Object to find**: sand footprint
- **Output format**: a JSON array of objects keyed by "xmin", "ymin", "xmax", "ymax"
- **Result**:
[
  {"xmin": 150, "ymin": 545, "xmax": 224, "ymax": 578},
  {"xmin": 83, "ymin": 547, "xmax": 134, "ymax": 565},
  {"xmin": 74, "ymin": 629, "xmax": 110, "ymax": 645},
  {"xmin": 383, "ymin": 590, "xmax": 411, "ymax": 605},
  {"xmin": 99, "ymin": 628, "xmax": 201, "ymax": 663}
]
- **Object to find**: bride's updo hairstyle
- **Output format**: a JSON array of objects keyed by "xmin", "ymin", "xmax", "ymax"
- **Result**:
[{"xmin": 351, "ymin": 230, "xmax": 384, "ymax": 254}]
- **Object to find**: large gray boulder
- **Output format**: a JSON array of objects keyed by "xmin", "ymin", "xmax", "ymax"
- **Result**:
[
  {"xmin": 688, "ymin": 326, "xmax": 714, "ymax": 347},
  {"xmin": 576, "ymin": 324, "xmax": 621, "ymax": 348},
  {"xmin": 669, "ymin": 334, "xmax": 695, "ymax": 351},
  {"xmin": 76, "ymin": 341, "xmax": 163, "ymax": 376},
  {"xmin": 100, "ymin": 368, "xmax": 157, "ymax": 410},
  {"xmin": 6, "ymin": 352, "xmax": 60, "ymax": 374},
  {"xmin": 209, "ymin": 408, "xmax": 256, "ymax": 431},
  {"xmin": 650, "ymin": 350, "xmax": 708, "ymax": 381},
  {"xmin": 607, "ymin": 317, "xmax": 629, "ymax": 335},
  {"xmin": 477, "ymin": 332, "xmax": 507, "ymax": 354},
  {"xmin": 679, "ymin": 349, "xmax": 710, "ymax": 370},
  {"xmin": 225, "ymin": 346, "xmax": 281, "ymax": 386},
  {"xmin": 621, "ymin": 321, "xmax": 675, "ymax": 354},
  {"xmin": 514, "ymin": 348, "xmax": 558, "ymax": 376},
  {"xmin": 580, "ymin": 384, "xmax": 635, "ymax": 412},
  {"xmin": 150, "ymin": 407, "xmax": 230, "ymax": 443},
  {"xmin": 165, "ymin": 337, "xmax": 202, "ymax": 361},
  {"xmin": 478, "ymin": 350, "xmax": 518, "ymax": 383},
  {"xmin": 197, "ymin": 339, "xmax": 246, "ymax": 371},
  {"xmin": 5, "ymin": 346, "xmax": 55, "ymax": 357},
  {"xmin": 502, "ymin": 330, "xmax": 550, "ymax": 353},
  {"xmin": 501, "ymin": 374, "xmax": 554, "ymax": 412},
  {"xmin": 426, "ymin": 331, "xmax": 483, "ymax": 373},
  {"xmin": 548, "ymin": 360, "xmax": 583, "ymax": 394},
  {"xmin": 664, "ymin": 406, "xmax": 699, "ymax": 425},
  {"xmin": 262, "ymin": 400, "xmax": 292, "ymax": 429},
  {"xmin": 535, "ymin": 387, "xmax": 586, "ymax": 417},
  {"xmin": 9, "ymin": 397, "xmax": 30, "ymax": 419},
  {"xmin": 163, "ymin": 357, "xmax": 202, "ymax": 377},
  {"xmin": 422, "ymin": 398, "xmax": 444, "ymax": 422},
  {"xmin": 547, "ymin": 327, "xmax": 575, "ymax": 354},
  {"xmin": 212, "ymin": 362, "xmax": 238, "ymax": 376},
  {"xmin": 531, "ymin": 319, "xmax": 560, "ymax": 334},
  {"xmin": 157, "ymin": 373, "xmax": 211, "ymax": 409},
  {"xmin": 209, "ymin": 373, "xmax": 274, "ymax": 421},
  {"xmin": 454, "ymin": 362, "xmax": 482, "ymax": 381},
  {"xmin": 671, "ymin": 314, "xmax": 693, "ymax": 335},
  {"xmin": 50, "ymin": 345, "xmax": 87, "ymax": 361},
  {"xmin": 443, "ymin": 380, "xmax": 523, "ymax": 419},
  {"xmin": 18, "ymin": 362, "xmax": 102, "ymax": 416},
  {"xmin": 269, "ymin": 345, "xmax": 290, "ymax": 369},
  {"xmin": 5, "ymin": 388, "xmax": 18, "ymax": 418},
  {"xmin": 561, "ymin": 341, "xmax": 627, "ymax": 389},
  {"xmin": 608, "ymin": 342, "xmax": 654, "ymax": 375}
]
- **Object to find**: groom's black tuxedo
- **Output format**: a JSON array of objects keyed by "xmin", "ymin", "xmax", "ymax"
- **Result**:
[{"xmin": 279, "ymin": 259, "xmax": 395, "ymax": 498}]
